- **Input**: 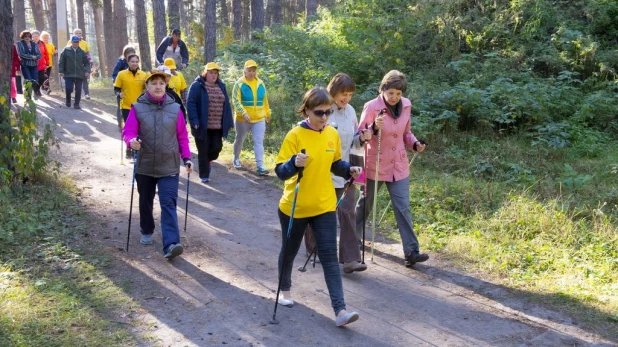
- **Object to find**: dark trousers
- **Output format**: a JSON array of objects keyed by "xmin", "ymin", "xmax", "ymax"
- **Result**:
[
  {"xmin": 135, "ymin": 173, "xmax": 181, "ymax": 254},
  {"xmin": 34, "ymin": 69, "xmax": 47, "ymax": 95},
  {"xmin": 21, "ymin": 64, "xmax": 38, "ymax": 86},
  {"xmin": 305, "ymin": 187, "xmax": 361, "ymax": 263},
  {"xmin": 64, "ymin": 77, "xmax": 83, "ymax": 106},
  {"xmin": 16, "ymin": 76, "xmax": 23, "ymax": 94},
  {"xmin": 82, "ymin": 77, "xmax": 90, "ymax": 95},
  {"xmin": 194, "ymin": 129, "xmax": 223, "ymax": 179},
  {"xmin": 122, "ymin": 109, "xmax": 130, "ymax": 122},
  {"xmin": 278, "ymin": 209, "xmax": 346, "ymax": 315}
]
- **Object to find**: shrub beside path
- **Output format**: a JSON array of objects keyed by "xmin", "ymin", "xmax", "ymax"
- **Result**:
[{"xmin": 35, "ymin": 89, "xmax": 614, "ymax": 346}]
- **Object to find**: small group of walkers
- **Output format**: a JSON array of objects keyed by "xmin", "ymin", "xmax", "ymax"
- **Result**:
[
  {"xmin": 113, "ymin": 41, "xmax": 429, "ymax": 325},
  {"xmin": 12, "ymin": 28, "xmax": 93, "ymax": 109}
]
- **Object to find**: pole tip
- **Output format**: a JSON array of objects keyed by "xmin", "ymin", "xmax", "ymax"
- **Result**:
[{"xmin": 269, "ymin": 318, "xmax": 280, "ymax": 325}]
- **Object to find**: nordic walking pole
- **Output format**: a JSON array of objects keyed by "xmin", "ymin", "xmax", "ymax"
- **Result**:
[
  {"xmin": 270, "ymin": 149, "xmax": 305, "ymax": 325},
  {"xmin": 125, "ymin": 139, "xmax": 140, "ymax": 252},
  {"xmin": 298, "ymin": 177, "xmax": 356, "ymax": 272},
  {"xmin": 117, "ymin": 95, "xmax": 124, "ymax": 165},
  {"xmin": 362, "ymin": 124, "xmax": 369, "ymax": 265},
  {"xmin": 371, "ymin": 110, "xmax": 385, "ymax": 262},
  {"xmin": 183, "ymin": 170, "xmax": 191, "ymax": 232},
  {"xmin": 377, "ymin": 152, "xmax": 419, "ymax": 226}
]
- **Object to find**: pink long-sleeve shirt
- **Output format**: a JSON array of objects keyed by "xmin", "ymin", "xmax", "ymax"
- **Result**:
[{"xmin": 358, "ymin": 95, "xmax": 419, "ymax": 182}]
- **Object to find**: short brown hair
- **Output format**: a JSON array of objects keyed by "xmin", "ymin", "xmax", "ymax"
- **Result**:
[
  {"xmin": 296, "ymin": 87, "xmax": 334, "ymax": 117},
  {"xmin": 20, "ymin": 30, "xmax": 32, "ymax": 39},
  {"xmin": 327, "ymin": 73, "xmax": 356, "ymax": 97},
  {"xmin": 379, "ymin": 70, "xmax": 408, "ymax": 93}
]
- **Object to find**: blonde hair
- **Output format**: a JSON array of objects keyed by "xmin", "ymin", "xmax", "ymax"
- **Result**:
[{"xmin": 40, "ymin": 31, "xmax": 51, "ymax": 39}]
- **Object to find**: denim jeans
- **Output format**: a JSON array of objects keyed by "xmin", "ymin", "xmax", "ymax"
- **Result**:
[
  {"xmin": 233, "ymin": 120, "xmax": 266, "ymax": 167},
  {"xmin": 64, "ymin": 78, "xmax": 83, "ymax": 106},
  {"xmin": 355, "ymin": 177, "xmax": 420, "ymax": 257},
  {"xmin": 20, "ymin": 64, "xmax": 38, "ymax": 85},
  {"xmin": 277, "ymin": 209, "xmax": 346, "ymax": 315},
  {"xmin": 135, "ymin": 174, "xmax": 181, "ymax": 254}
]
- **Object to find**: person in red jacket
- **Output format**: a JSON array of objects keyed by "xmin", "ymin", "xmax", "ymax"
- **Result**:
[
  {"xmin": 11, "ymin": 43, "xmax": 21, "ymax": 103},
  {"xmin": 31, "ymin": 30, "xmax": 49, "ymax": 98}
]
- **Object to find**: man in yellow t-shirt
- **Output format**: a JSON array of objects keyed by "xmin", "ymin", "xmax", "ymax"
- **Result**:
[{"xmin": 66, "ymin": 29, "xmax": 91, "ymax": 99}]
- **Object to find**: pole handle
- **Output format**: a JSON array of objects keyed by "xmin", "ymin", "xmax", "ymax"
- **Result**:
[{"xmin": 297, "ymin": 149, "xmax": 306, "ymax": 181}]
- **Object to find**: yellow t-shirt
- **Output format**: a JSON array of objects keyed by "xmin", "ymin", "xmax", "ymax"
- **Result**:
[
  {"xmin": 169, "ymin": 71, "xmax": 187, "ymax": 96},
  {"xmin": 276, "ymin": 124, "xmax": 341, "ymax": 218},
  {"xmin": 45, "ymin": 42, "xmax": 56, "ymax": 67},
  {"xmin": 66, "ymin": 40, "xmax": 89, "ymax": 53},
  {"xmin": 114, "ymin": 70, "xmax": 148, "ymax": 110}
]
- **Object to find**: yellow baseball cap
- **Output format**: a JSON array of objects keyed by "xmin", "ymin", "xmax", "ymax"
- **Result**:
[
  {"xmin": 145, "ymin": 68, "xmax": 168, "ymax": 83},
  {"xmin": 164, "ymin": 58, "xmax": 177, "ymax": 70},
  {"xmin": 204, "ymin": 62, "xmax": 221, "ymax": 72},
  {"xmin": 244, "ymin": 60, "xmax": 258, "ymax": 69}
]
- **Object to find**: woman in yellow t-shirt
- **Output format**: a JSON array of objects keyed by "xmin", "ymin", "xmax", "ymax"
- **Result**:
[
  {"xmin": 113, "ymin": 54, "xmax": 147, "ymax": 158},
  {"xmin": 40, "ymin": 31, "xmax": 56, "ymax": 95},
  {"xmin": 273, "ymin": 87, "xmax": 362, "ymax": 327}
]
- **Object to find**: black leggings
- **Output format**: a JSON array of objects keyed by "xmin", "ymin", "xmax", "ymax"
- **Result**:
[{"xmin": 194, "ymin": 129, "xmax": 223, "ymax": 179}]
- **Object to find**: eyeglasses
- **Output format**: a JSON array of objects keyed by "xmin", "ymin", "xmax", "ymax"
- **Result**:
[{"xmin": 312, "ymin": 109, "xmax": 334, "ymax": 117}]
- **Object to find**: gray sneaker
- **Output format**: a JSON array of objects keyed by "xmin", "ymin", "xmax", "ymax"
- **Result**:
[
  {"xmin": 164, "ymin": 243, "xmax": 184, "ymax": 259},
  {"xmin": 140, "ymin": 234, "xmax": 153, "ymax": 245},
  {"xmin": 233, "ymin": 158, "xmax": 242, "ymax": 169},
  {"xmin": 256, "ymin": 166, "xmax": 270, "ymax": 176}
]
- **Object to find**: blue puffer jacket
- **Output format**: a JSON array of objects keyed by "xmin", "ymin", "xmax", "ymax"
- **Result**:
[{"xmin": 186, "ymin": 75, "xmax": 234, "ymax": 140}]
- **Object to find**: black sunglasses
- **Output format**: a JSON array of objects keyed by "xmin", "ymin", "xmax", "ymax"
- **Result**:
[{"xmin": 313, "ymin": 109, "xmax": 334, "ymax": 117}]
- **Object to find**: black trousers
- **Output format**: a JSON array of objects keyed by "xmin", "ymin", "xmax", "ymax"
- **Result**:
[{"xmin": 194, "ymin": 129, "xmax": 223, "ymax": 179}]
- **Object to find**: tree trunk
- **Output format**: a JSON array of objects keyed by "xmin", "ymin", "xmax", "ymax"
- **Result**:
[
  {"xmin": 68, "ymin": 0, "xmax": 77, "ymax": 30},
  {"xmin": 250, "ymin": 0, "xmax": 263, "ymax": 37},
  {"xmin": 241, "ymin": 0, "xmax": 250, "ymax": 41},
  {"xmin": 93, "ymin": 6, "xmax": 107, "ymax": 77},
  {"xmin": 272, "ymin": 0, "xmax": 281, "ymax": 24},
  {"xmin": 204, "ymin": 0, "xmax": 216, "ymax": 63},
  {"xmin": 1, "ymin": 0, "xmax": 13, "ymax": 103},
  {"xmin": 134, "ymin": 0, "xmax": 151, "ymax": 71},
  {"xmin": 29, "ymin": 0, "xmax": 46, "ymax": 30},
  {"xmin": 103, "ymin": 0, "xmax": 116, "ymax": 77},
  {"xmin": 168, "ymin": 0, "xmax": 180, "ymax": 32},
  {"xmin": 179, "ymin": 0, "xmax": 188, "ymax": 37},
  {"xmin": 13, "ymin": 0, "xmax": 25, "ymax": 40},
  {"xmin": 152, "ymin": 0, "xmax": 167, "ymax": 50},
  {"xmin": 47, "ymin": 0, "xmax": 58, "ymax": 46},
  {"xmin": 305, "ymin": 0, "xmax": 317, "ymax": 18},
  {"xmin": 75, "ymin": 0, "xmax": 85, "ymax": 36},
  {"xmin": 233, "ymin": 0, "xmax": 241, "ymax": 40},
  {"xmin": 220, "ymin": 0, "xmax": 230, "ymax": 27},
  {"xmin": 113, "ymin": 0, "xmax": 128, "ymax": 63}
]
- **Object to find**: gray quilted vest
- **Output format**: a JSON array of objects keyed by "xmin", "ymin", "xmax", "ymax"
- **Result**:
[{"xmin": 133, "ymin": 94, "xmax": 182, "ymax": 177}]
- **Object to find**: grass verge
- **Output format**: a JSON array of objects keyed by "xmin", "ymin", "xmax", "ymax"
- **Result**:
[{"xmin": 0, "ymin": 176, "xmax": 139, "ymax": 347}]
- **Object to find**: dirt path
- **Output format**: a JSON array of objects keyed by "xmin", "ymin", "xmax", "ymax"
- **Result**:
[{"xmin": 31, "ymin": 89, "xmax": 615, "ymax": 346}]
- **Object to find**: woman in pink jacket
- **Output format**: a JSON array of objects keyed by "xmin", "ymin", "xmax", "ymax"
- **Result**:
[{"xmin": 354, "ymin": 70, "xmax": 429, "ymax": 267}]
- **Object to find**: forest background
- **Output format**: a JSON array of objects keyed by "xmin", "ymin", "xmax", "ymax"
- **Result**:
[{"xmin": 1, "ymin": 0, "xmax": 618, "ymax": 343}]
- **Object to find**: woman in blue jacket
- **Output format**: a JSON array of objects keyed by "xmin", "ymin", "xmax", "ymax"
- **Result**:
[{"xmin": 186, "ymin": 62, "xmax": 234, "ymax": 183}]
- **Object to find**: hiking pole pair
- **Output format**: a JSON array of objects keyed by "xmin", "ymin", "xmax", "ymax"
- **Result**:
[
  {"xmin": 270, "ymin": 149, "xmax": 305, "ymax": 325},
  {"xmin": 298, "ymin": 176, "xmax": 356, "ymax": 273}
]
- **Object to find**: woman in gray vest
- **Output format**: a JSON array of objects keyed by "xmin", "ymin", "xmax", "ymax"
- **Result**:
[{"xmin": 122, "ymin": 70, "xmax": 193, "ymax": 259}]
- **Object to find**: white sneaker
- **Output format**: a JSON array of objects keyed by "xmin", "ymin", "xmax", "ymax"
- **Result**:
[
  {"xmin": 336, "ymin": 310, "xmax": 359, "ymax": 327},
  {"xmin": 233, "ymin": 158, "xmax": 242, "ymax": 169},
  {"xmin": 277, "ymin": 291, "xmax": 294, "ymax": 307},
  {"xmin": 84, "ymin": 94, "xmax": 90, "ymax": 100}
]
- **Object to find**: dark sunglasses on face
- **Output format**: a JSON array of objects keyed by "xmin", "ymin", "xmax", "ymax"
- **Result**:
[{"xmin": 313, "ymin": 109, "xmax": 334, "ymax": 117}]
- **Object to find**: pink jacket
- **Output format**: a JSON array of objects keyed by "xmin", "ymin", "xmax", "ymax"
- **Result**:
[{"xmin": 359, "ymin": 95, "xmax": 419, "ymax": 182}]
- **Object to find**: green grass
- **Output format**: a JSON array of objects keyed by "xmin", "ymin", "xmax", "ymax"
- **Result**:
[
  {"xmin": 372, "ymin": 132, "xmax": 618, "ymax": 338},
  {"xmin": 0, "ymin": 177, "xmax": 139, "ymax": 347}
]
